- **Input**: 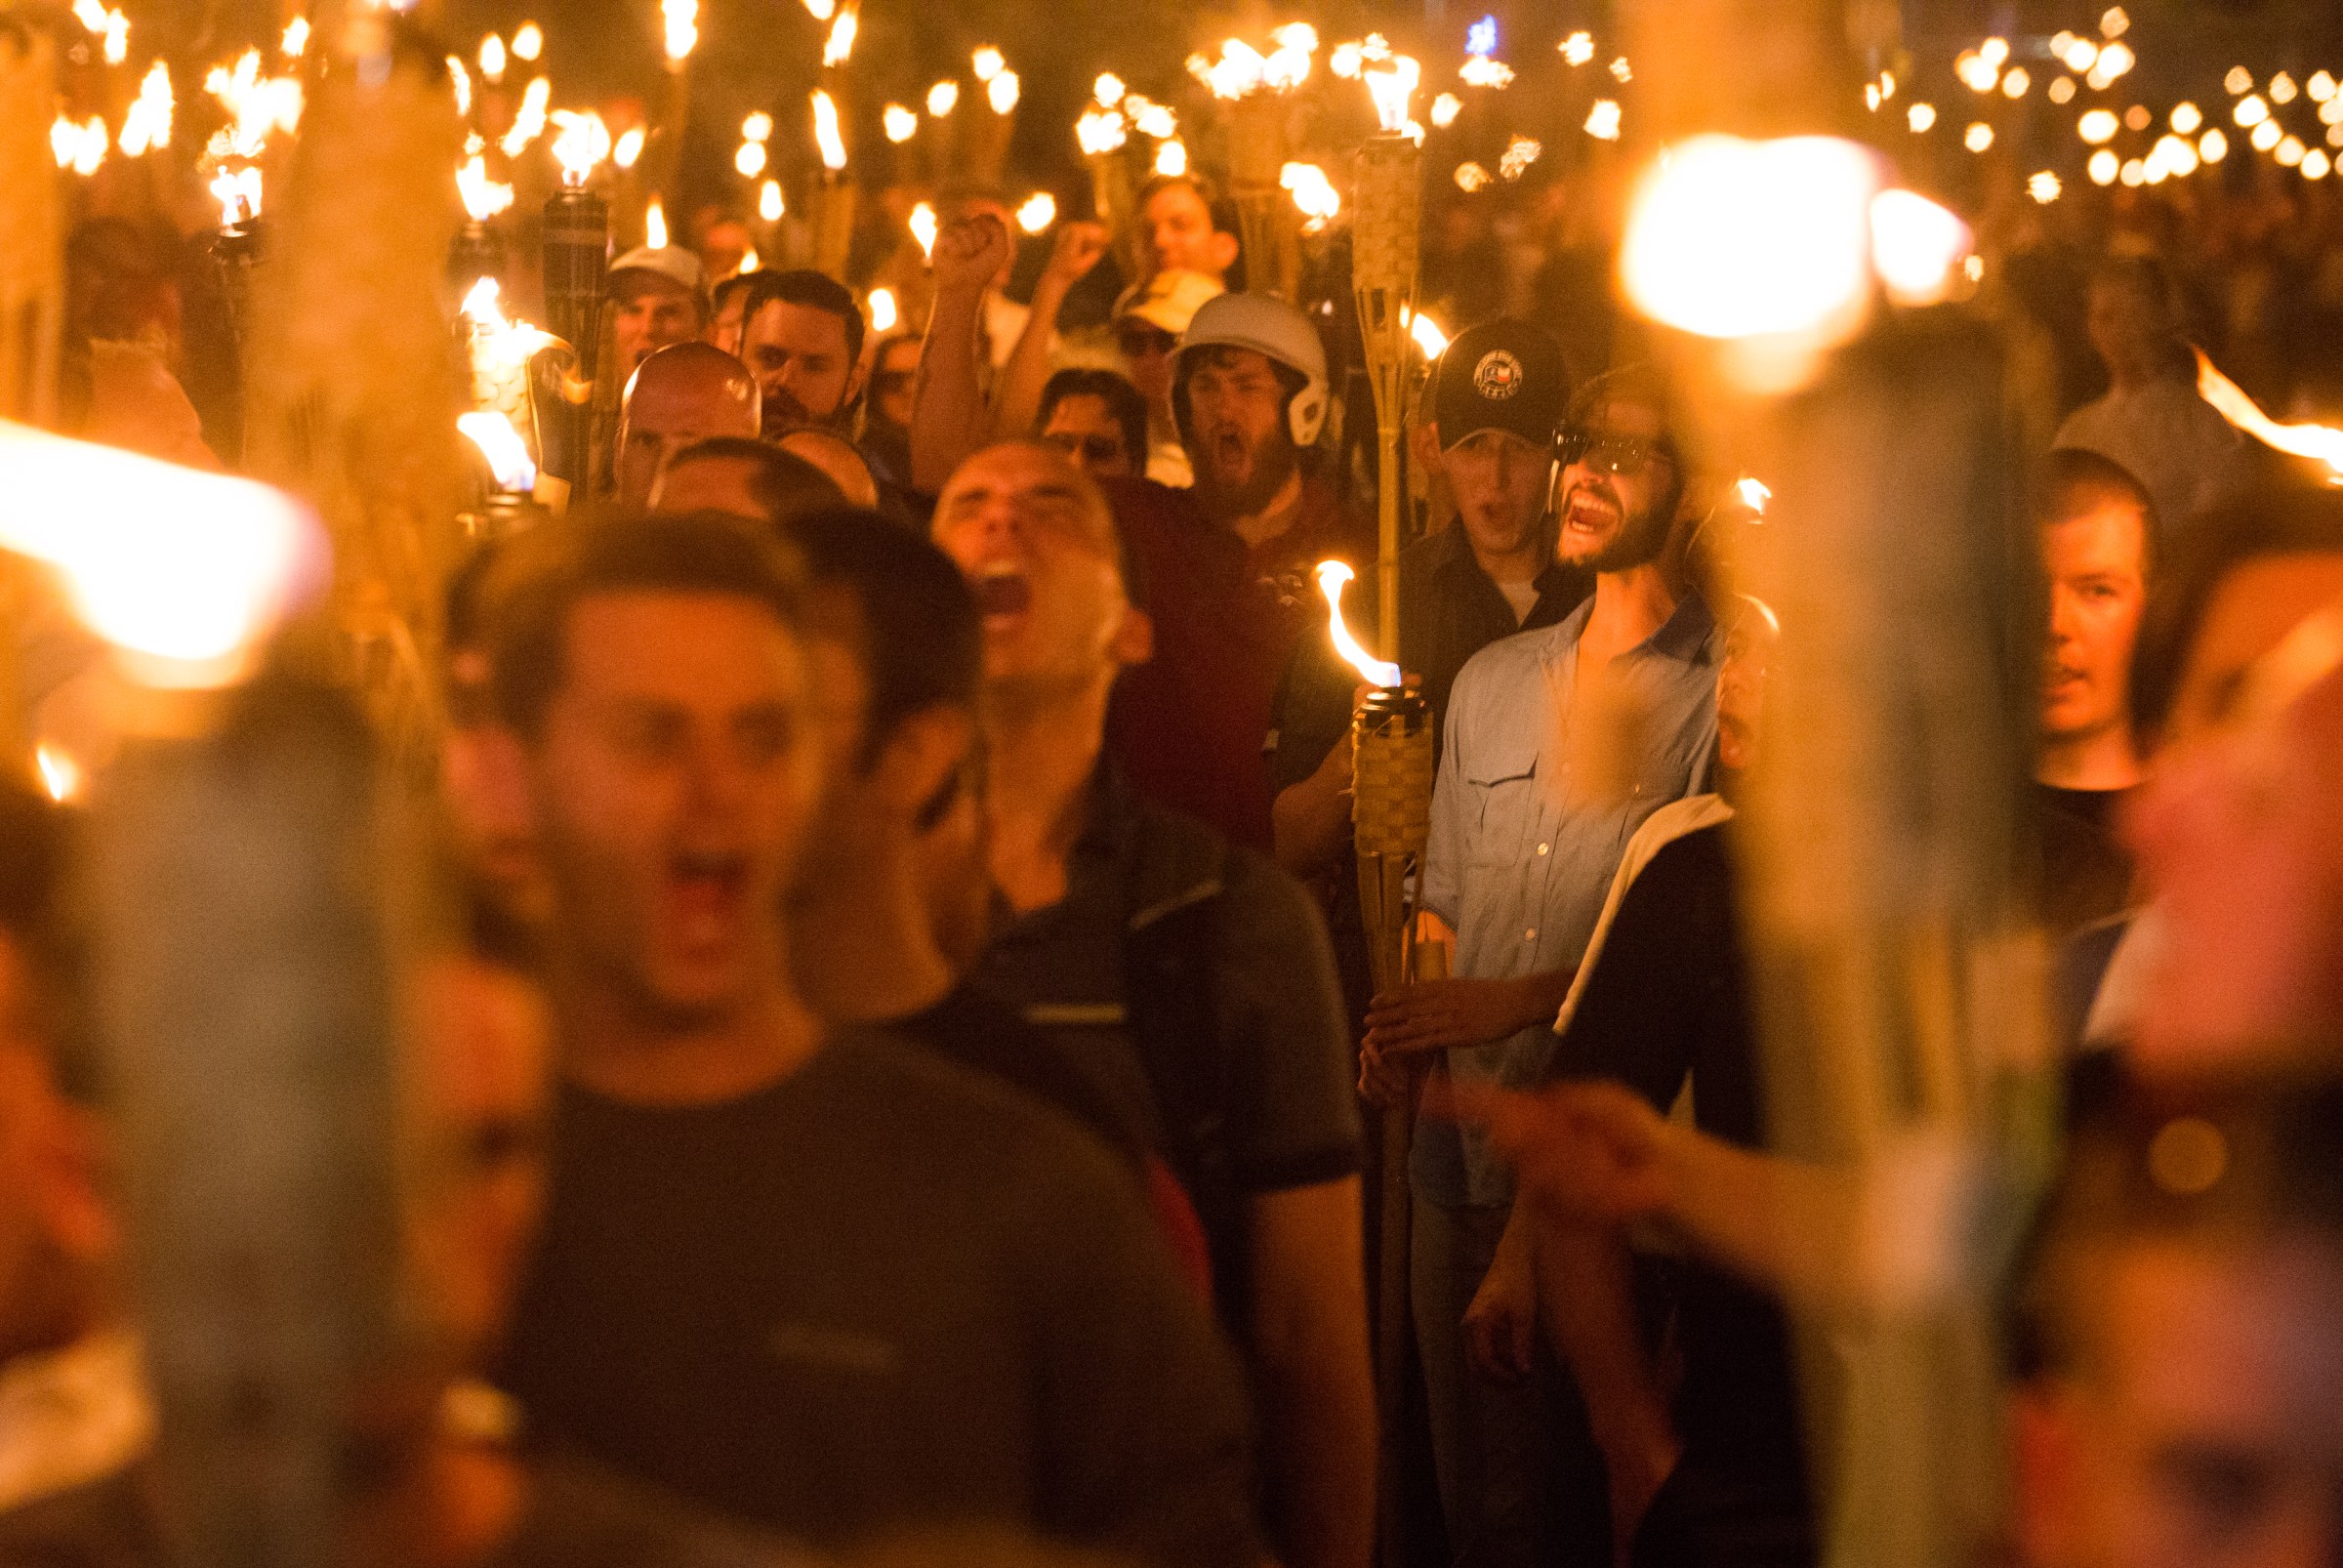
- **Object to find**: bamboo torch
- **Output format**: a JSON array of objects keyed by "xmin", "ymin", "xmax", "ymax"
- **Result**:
[
  {"xmin": 810, "ymin": 89, "xmax": 854, "ymax": 280},
  {"xmin": 1352, "ymin": 57, "xmax": 1421, "ymax": 688}
]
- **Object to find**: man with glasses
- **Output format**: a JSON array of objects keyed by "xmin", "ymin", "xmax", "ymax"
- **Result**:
[
  {"xmin": 1039, "ymin": 368, "xmax": 1149, "ymax": 480},
  {"xmin": 1111, "ymin": 269, "xmax": 1222, "ymax": 487},
  {"xmin": 1365, "ymin": 365, "xmax": 1720, "ymax": 1568}
]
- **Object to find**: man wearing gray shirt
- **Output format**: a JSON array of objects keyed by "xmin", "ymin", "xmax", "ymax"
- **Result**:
[{"xmin": 1363, "ymin": 367, "xmax": 1718, "ymax": 1568}]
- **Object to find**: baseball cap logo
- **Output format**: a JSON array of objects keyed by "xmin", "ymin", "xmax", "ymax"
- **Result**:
[{"xmin": 1473, "ymin": 351, "xmax": 1524, "ymax": 400}]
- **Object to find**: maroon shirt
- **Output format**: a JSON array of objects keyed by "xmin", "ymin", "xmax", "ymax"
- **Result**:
[{"xmin": 1099, "ymin": 475, "xmax": 1370, "ymax": 853}]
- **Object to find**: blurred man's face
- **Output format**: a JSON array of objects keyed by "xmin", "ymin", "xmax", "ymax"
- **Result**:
[
  {"xmin": 932, "ymin": 443, "xmax": 1136, "ymax": 697},
  {"xmin": 1556, "ymin": 398, "xmax": 1674, "ymax": 574},
  {"xmin": 2016, "ymin": 1235, "xmax": 2343, "ymax": 1568},
  {"xmin": 1437, "ymin": 429, "xmax": 1548, "ymax": 563},
  {"xmin": 2087, "ymin": 278, "xmax": 2174, "ymax": 385},
  {"xmin": 1715, "ymin": 600, "xmax": 1778, "ymax": 776},
  {"xmin": 1042, "ymin": 392, "xmax": 1137, "ymax": 478},
  {"xmin": 871, "ymin": 339, "xmax": 921, "ymax": 430},
  {"xmin": 612, "ymin": 275, "xmax": 701, "ymax": 376},
  {"xmin": 697, "ymin": 219, "xmax": 750, "ymax": 285},
  {"xmin": 2155, "ymin": 555, "xmax": 2343, "ymax": 754},
  {"xmin": 1140, "ymin": 185, "xmax": 1237, "ymax": 282},
  {"xmin": 1183, "ymin": 347, "xmax": 1297, "ymax": 522},
  {"xmin": 743, "ymin": 300, "xmax": 860, "ymax": 434},
  {"xmin": 443, "ymin": 646, "xmax": 549, "ymax": 928},
  {"xmin": 2043, "ymin": 501, "xmax": 2151, "ymax": 750},
  {"xmin": 1117, "ymin": 320, "xmax": 1179, "ymax": 406},
  {"xmin": 523, "ymin": 593, "xmax": 818, "ymax": 1024},
  {"xmin": 405, "ymin": 954, "xmax": 552, "ymax": 1366},
  {"xmin": 706, "ymin": 284, "xmax": 750, "ymax": 358}
]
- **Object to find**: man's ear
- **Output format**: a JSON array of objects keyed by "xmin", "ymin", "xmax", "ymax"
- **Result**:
[
  {"xmin": 1413, "ymin": 422, "xmax": 1445, "ymax": 474},
  {"xmin": 1111, "ymin": 603, "xmax": 1155, "ymax": 669},
  {"xmin": 1207, "ymin": 230, "xmax": 1241, "ymax": 277},
  {"xmin": 455, "ymin": 722, "xmax": 542, "ymax": 842}
]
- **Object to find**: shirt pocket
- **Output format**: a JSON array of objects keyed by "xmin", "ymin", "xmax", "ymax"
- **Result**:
[{"xmin": 1462, "ymin": 734, "xmax": 1542, "ymax": 868}]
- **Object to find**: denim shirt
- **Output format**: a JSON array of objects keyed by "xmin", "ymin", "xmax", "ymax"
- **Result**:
[{"xmin": 1411, "ymin": 593, "xmax": 1720, "ymax": 1207}]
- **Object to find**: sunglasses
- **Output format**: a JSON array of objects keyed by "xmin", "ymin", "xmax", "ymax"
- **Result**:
[
  {"xmin": 1555, "ymin": 428, "xmax": 1672, "ymax": 478},
  {"xmin": 874, "ymin": 368, "xmax": 916, "ymax": 393}
]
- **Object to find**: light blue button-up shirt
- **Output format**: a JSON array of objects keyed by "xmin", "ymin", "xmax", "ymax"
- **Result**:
[{"xmin": 1411, "ymin": 594, "xmax": 1719, "ymax": 1207}]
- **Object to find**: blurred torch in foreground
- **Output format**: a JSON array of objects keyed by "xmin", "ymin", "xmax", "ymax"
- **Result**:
[{"xmin": 2196, "ymin": 348, "xmax": 2343, "ymax": 479}]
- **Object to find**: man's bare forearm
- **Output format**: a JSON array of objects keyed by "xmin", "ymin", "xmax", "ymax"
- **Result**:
[{"xmin": 910, "ymin": 289, "xmax": 989, "ymax": 494}]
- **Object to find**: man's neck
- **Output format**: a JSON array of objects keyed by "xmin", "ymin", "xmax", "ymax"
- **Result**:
[
  {"xmin": 984, "ymin": 673, "xmax": 1112, "ymax": 915},
  {"xmin": 790, "ymin": 848, "xmax": 958, "ymax": 1025},
  {"xmin": 2037, "ymin": 725, "xmax": 2142, "ymax": 794},
  {"xmin": 1223, "ymin": 468, "xmax": 1305, "ymax": 551},
  {"xmin": 1473, "ymin": 531, "xmax": 1548, "ymax": 587},
  {"xmin": 554, "ymin": 970, "xmax": 824, "ymax": 1107},
  {"xmin": 1579, "ymin": 558, "xmax": 1681, "ymax": 671}
]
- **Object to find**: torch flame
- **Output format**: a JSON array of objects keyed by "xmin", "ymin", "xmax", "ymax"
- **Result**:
[
  {"xmin": 662, "ymin": 0, "xmax": 697, "ymax": 62},
  {"xmin": 823, "ymin": 6, "xmax": 858, "ymax": 67},
  {"xmin": 926, "ymin": 80, "xmax": 959, "ymax": 116},
  {"xmin": 884, "ymin": 103, "xmax": 919, "ymax": 143},
  {"xmin": 550, "ymin": 109, "xmax": 611, "ymax": 186},
  {"xmin": 971, "ymin": 46, "xmax": 1004, "ymax": 81},
  {"xmin": 1316, "ymin": 561, "xmax": 1402, "ymax": 687},
  {"xmin": 512, "ymin": 21, "xmax": 542, "ymax": 60},
  {"xmin": 1281, "ymin": 161, "xmax": 1340, "ymax": 229},
  {"xmin": 118, "ymin": 62, "xmax": 173, "ymax": 155},
  {"xmin": 811, "ymin": 90, "xmax": 847, "ymax": 171},
  {"xmin": 500, "ymin": 77, "xmax": 550, "ymax": 157},
  {"xmin": 910, "ymin": 202, "xmax": 938, "ymax": 258},
  {"xmin": 1094, "ymin": 73, "xmax": 1125, "ymax": 107},
  {"xmin": 1736, "ymin": 475, "xmax": 1773, "ymax": 513},
  {"xmin": 868, "ymin": 287, "xmax": 898, "ymax": 332},
  {"xmin": 457, "ymin": 153, "xmax": 514, "ymax": 220},
  {"xmin": 1016, "ymin": 191, "xmax": 1056, "ymax": 233},
  {"xmin": 644, "ymin": 197, "xmax": 669, "ymax": 249},
  {"xmin": 760, "ymin": 179, "xmax": 784, "ymax": 222},
  {"xmin": 2197, "ymin": 349, "xmax": 2343, "ymax": 479},
  {"xmin": 1406, "ymin": 307, "xmax": 1448, "ymax": 357},
  {"xmin": 34, "ymin": 745, "xmax": 81, "ymax": 804},
  {"xmin": 458, "ymin": 411, "xmax": 538, "ymax": 493},
  {"xmin": 462, "ymin": 278, "xmax": 556, "ymax": 372},
  {"xmin": 478, "ymin": 32, "xmax": 506, "ymax": 82},
  {"xmin": 0, "ymin": 420, "xmax": 325, "ymax": 687},
  {"xmin": 1077, "ymin": 108, "xmax": 1128, "ymax": 156},
  {"xmin": 987, "ymin": 71, "xmax": 1020, "ymax": 114},
  {"xmin": 612, "ymin": 126, "xmax": 645, "ymax": 167},
  {"xmin": 1364, "ymin": 54, "xmax": 1420, "ymax": 133}
]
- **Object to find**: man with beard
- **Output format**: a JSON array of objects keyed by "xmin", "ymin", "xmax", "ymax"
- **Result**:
[
  {"xmin": 1363, "ymin": 367, "xmax": 1720, "ymax": 1568},
  {"xmin": 930, "ymin": 441, "xmax": 1376, "ymax": 1568},
  {"xmin": 735, "ymin": 269, "xmax": 866, "ymax": 439}
]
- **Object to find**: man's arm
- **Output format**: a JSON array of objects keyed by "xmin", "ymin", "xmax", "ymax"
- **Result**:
[
  {"xmin": 910, "ymin": 216, "xmax": 1011, "ymax": 494},
  {"xmin": 1271, "ymin": 728, "xmax": 1355, "ymax": 880},
  {"xmin": 1534, "ymin": 1217, "xmax": 1678, "ymax": 1565},
  {"xmin": 989, "ymin": 221, "xmax": 1108, "ymax": 439},
  {"xmin": 1250, "ymin": 1177, "xmax": 1377, "ymax": 1568}
]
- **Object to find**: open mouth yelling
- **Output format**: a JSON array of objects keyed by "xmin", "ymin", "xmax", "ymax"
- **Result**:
[
  {"xmin": 666, "ymin": 847, "xmax": 748, "ymax": 945},
  {"xmin": 973, "ymin": 562, "xmax": 1033, "ymax": 626}
]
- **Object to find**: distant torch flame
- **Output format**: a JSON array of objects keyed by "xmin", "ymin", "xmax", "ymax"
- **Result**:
[
  {"xmin": 1406, "ymin": 308, "xmax": 1448, "ymax": 357},
  {"xmin": 2196, "ymin": 349, "xmax": 2343, "ymax": 479},
  {"xmin": 644, "ymin": 197, "xmax": 669, "ymax": 249},
  {"xmin": 811, "ymin": 90, "xmax": 847, "ymax": 171},
  {"xmin": 550, "ymin": 109, "xmax": 610, "ymax": 186},
  {"xmin": 0, "ymin": 421, "xmax": 323, "ymax": 686},
  {"xmin": 823, "ymin": 6, "xmax": 857, "ymax": 66},
  {"xmin": 910, "ymin": 202, "xmax": 938, "ymax": 258},
  {"xmin": 1316, "ymin": 561, "xmax": 1402, "ymax": 687},
  {"xmin": 34, "ymin": 745, "xmax": 80, "ymax": 804},
  {"xmin": 1736, "ymin": 475, "xmax": 1773, "ymax": 513},
  {"xmin": 458, "ymin": 411, "xmax": 538, "ymax": 493},
  {"xmin": 1364, "ymin": 54, "xmax": 1420, "ymax": 133},
  {"xmin": 662, "ymin": 0, "xmax": 696, "ymax": 62},
  {"xmin": 612, "ymin": 126, "xmax": 644, "ymax": 168}
]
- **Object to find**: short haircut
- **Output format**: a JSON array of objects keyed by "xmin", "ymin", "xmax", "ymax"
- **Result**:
[
  {"xmin": 0, "ymin": 786, "xmax": 93, "ymax": 1106},
  {"xmin": 2036, "ymin": 447, "xmax": 2158, "ymax": 579},
  {"xmin": 488, "ymin": 511, "xmax": 803, "ymax": 737},
  {"xmin": 1039, "ymin": 368, "xmax": 1150, "ymax": 470},
  {"xmin": 667, "ymin": 435, "xmax": 845, "ymax": 524},
  {"xmin": 2127, "ymin": 479, "xmax": 2343, "ymax": 748},
  {"xmin": 782, "ymin": 508, "xmax": 982, "ymax": 767},
  {"xmin": 1566, "ymin": 363, "xmax": 1686, "ymax": 521},
  {"xmin": 736, "ymin": 268, "xmax": 864, "ymax": 363},
  {"xmin": 2008, "ymin": 1068, "xmax": 2343, "ymax": 1383},
  {"xmin": 1136, "ymin": 171, "xmax": 1230, "ymax": 231}
]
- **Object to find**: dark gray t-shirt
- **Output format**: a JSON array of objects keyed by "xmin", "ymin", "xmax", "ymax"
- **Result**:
[{"xmin": 502, "ymin": 1031, "xmax": 1260, "ymax": 1568}]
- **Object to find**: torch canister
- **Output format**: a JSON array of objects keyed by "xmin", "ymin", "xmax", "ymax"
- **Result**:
[
  {"xmin": 1351, "ymin": 683, "xmax": 1434, "ymax": 994},
  {"xmin": 538, "ymin": 187, "xmax": 608, "ymax": 489}
]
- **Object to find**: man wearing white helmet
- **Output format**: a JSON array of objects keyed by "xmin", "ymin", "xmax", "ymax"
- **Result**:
[{"xmin": 1172, "ymin": 293, "xmax": 1364, "ymax": 628}]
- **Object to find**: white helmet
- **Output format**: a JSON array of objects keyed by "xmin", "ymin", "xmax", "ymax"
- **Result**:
[{"xmin": 1172, "ymin": 291, "xmax": 1331, "ymax": 448}]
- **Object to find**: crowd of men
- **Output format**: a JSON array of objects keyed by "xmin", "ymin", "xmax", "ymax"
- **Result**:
[{"xmin": 11, "ymin": 160, "xmax": 2343, "ymax": 1568}]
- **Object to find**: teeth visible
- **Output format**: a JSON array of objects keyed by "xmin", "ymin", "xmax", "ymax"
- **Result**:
[{"xmin": 978, "ymin": 562, "xmax": 1023, "ymax": 581}]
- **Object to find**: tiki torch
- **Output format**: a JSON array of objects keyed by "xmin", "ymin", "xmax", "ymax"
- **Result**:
[
  {"xmin": 1198, "ymin": 28, "xmax": 1314, "ymax": 302},
  {"xmin": 1076, "ymin": 100, "xmax": 1134, "ymax": 267},
  {"xmin": 811, "ymin": 89, "xmax": 855, "ymax": 280},
  {"xmin": 1352, "ymin": 56, "xmax": 1421, "ymax": 685},
  {"xmin": 538, "ymin": 116, "xmax": 609, "ymax": 495}
]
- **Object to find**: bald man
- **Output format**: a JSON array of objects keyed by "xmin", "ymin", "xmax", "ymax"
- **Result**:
[
  {"xmin": 778, "ymin": 429, "xmax": 880, "ymax": 511},
  {"xmin": 614, "ymin": 343, "xmax": 761, "ymax": 507}
]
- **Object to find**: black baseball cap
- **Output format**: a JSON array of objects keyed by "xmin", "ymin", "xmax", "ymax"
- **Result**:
[{"xmin": 1428, "ymin": 318, "xmax": 1568, "ymax": 452}]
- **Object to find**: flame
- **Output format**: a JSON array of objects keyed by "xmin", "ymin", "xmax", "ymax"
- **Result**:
[
  {"xmin": 926, "ymin": 80, "xmax": 959, "ymax": 116},
  {"xmin": 735, "ymin": 141, "xmax": 767, "ymax": 177},
  {"xmin": 448, "ymin": 56, "xmax": 473, "ymax": 116},
  {"xmin": 458, "ymin": 411, "xmax": 537, "ymax": 492},
  {"xmin": 1500, "ymin": 134, "xmax": 1541, "ymax": 180},
  {"xmin": 34, "ymin": 745, "xmax": 81, "ymax": 804},
  {"xmin": 1315, "ymin": 561, "xmax": 1401, "ymax": 687},
  {"xmin": 910, "ymin": 201, "xmax": 938, "ymax": 257},
  {"xmin": 101, "ymin": 9, "xmax": 126, "ymax": 63},
  {"xmin": 1364, "ymin": 54, "xmax": 1418, "ymax": 133},
  {"xmin": 644, "ymin": 197, "xmax": 669, "ymax": 249},
  {"xmin": 1077, "ymin": 108, "xmax": 1127, "ymax": 156},
  {"xmin": 203, "ymin": 49, "xmax": 302, "ymax": 161},
  {"xmin": 737, "ymin": 246, "xmax": 760, "ymax": 274},
  {"xmin": 512, "ymin": 21, "xmax": 542, "ymax": 60},
  {"xmin": 1331, "ymin": 42, "xmax": 1363, "ymax": 78},
  {"xmin": 1869, "ymin": 187, "xmax": 1972, "ymax": 306},
  {"xmin": 884, "ymin": 103, "xmax": 918, "ymax": 143},
  {"xmin": 811, "ymin": 90, "xmax": 847, "ymax": 170},
  {"xmin": 1094, "ymin": 73, "xmax": 1125, "ymax": 107},
  {"xmin": 803, "ymin": 0, "xmax": 833, "ymax": 18},
  {"xmin": 662, "ymin": 0, "xmax": 696, "ymax": 62},
  {"xmin": 823, "ymin": 6, "xmax": 858, "ymax": 65},
  {"xmin": 1430, "ymin": 93, "xmax": 1460, "ymax": 128},
  {"xmin": 971, "ymin": 46, "xmax": 1004, "ymax": 82},
  {"xmin": 499, "ymin": 77, "xmax": 550, "ymax": 156},
  {"xmin": 0, "ymin": 420, "xmax": 324, "ymax": 687},
  {"xmin": 742, "ymin": 110, "xmax": 774, "ymax": 142},
  {"xmin": 1127, "ymin": 96, "xmax": 1175, "ymax": 140},
  {"xmin": 1154, "ymin": 139, "xmax": 1188, "ymax": 177},
  {"xmin": 118, "ymin": 62, "xmax": 173, "ymax": 155},
  {"xmin": 550, "ymin": 109, "xmax": 611, "ymax": 186},
  {"xmin": 457, "ymin": 153, "xmax": 514, "ymax": 219},
  {"xmin": 1459, "ymin": 55, "xmax": 1512, "ymax": 89},
  {"xmin": 1406, "ymin": 307, "xmax": 1448, "ymax": 357},
  {"xmin": 2197, "ymin": 349, "xmax": 2343, "ymax": 478},
  {"xmin": 1016, "ymin": 191, "xmax": 1056, "ymax": 232},
  {"xmin": 1584, "ymin": 98, "xmax": 1622, "ymax": 140},
  {"xmin": 208, "ymin": 165, "xmax": 262, "ymax": 224},
  {"xmin": 759, "ymin": 180, "xmax": 784, "ymax": 222},
  {"xmin": 868, "ymin": 286, "xmax": 898, "ymax": 332},
  {"xmin": 478, "ymin": 32, "xmax": 506, "ymax": 83},
  {"xmin": 612, "ymin": 126, "xmax": 644, "ymax": 167},
  {"xmin": 461, "ymin": 278, "xmax": 556, "ymax": 372},
  {"xmin": 69, "ymin": 0, "xmax": 103, "ymax": 32},
  {"xmin": 1736, "ymin": 475, "xmax": 1772, "ymax": 513},
  {"xmin": 1197, "ymin": 40, "xmax": 1265, "ymax": 99},
  {"xmin": 988, "ymin": 71, "xmax": 1020, "ymax": 114},
  {"xmin": 1281, "ymin": 162, "xmax": 1339, "ymax": 229},
  {"xmin": 1560, "ymin": 30, "xmax": 1593, "ymax": 66},
  {"xmin": 54, "ymin": 114, "xmax": 104, "ymax": 176}
]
